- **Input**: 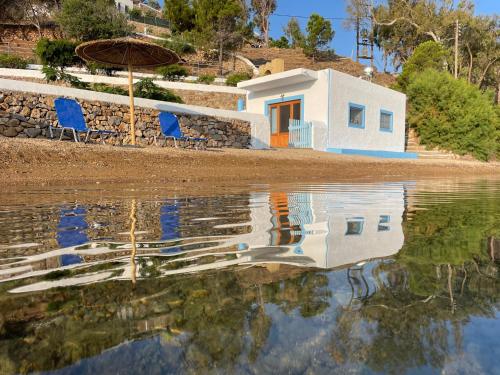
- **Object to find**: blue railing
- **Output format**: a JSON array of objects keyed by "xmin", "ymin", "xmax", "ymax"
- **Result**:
[{"xmin": 289, "ymin": 120, "xmax": 312, "ymax": 149}]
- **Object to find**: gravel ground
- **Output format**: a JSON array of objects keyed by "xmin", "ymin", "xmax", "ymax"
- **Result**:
[{"xmin": 0, "ymin": 137, "xmax": 498, "ymax": 187}]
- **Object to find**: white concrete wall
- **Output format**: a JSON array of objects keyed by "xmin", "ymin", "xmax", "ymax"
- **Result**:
[
  {"xmin": 329, "ymin": 70, "xmax": 406, "ymax": 152},
  {"xmin": 0, "ymin": 78, "xmax": 270, "ymax": 149},
  {"xmin": 245, "ymin": 69, "xmax": 330, "ymax": 128},
  {"xmin": 115, "ymin": 0, "xmax": 133, "ymax": 12}
]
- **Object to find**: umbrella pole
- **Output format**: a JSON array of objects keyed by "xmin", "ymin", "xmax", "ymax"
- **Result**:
[{"xmin": 128, "ymin": 63, "xmax": 136, "ymax": 146}]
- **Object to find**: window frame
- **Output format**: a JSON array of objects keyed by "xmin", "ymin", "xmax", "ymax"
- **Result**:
[
  {"xmin": 345, "ymin": 217, "xmax": 365, "ymax": 236},
  {"xmin": 379, "ymin": 109, "xmax": 394, "ymax": 133},
  {"xmin": 348, "ymin": 103, "xmax": 366, "ymax": 129}
]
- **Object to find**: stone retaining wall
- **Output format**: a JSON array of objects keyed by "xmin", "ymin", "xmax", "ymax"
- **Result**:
[{"xmin": 0, "ymin": 91, "xmax": 251, "ymax": 148}]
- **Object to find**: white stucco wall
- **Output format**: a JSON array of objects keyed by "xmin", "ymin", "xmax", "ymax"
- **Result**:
[
  {"xmin": 245, "ymin": 70, "xmax": 330, "ymax": 129},
  {"xmin": 329, "ymin": 70, "xmax": 406, "ymax": 152},
  {"xmin": 115, "ymin": 0, "xmax": 133, "ymax": 12},
  {"xmin": 243, "ymin": 68, "xmax": 407, "ymax": 153}
]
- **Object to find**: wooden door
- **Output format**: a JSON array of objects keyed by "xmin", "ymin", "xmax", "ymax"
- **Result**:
[{"xmin": 269, "ymin": 100, "xmax": 301, "ymax": 148}]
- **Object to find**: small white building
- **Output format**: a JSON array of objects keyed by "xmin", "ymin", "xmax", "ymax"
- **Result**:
[
  {"xmin": 115, "ymin": 0, "xmax": 133, "ymax": 13},
  {"xmin": 238, "ymin": 68, "xmax": 417, "ymax": 159}
]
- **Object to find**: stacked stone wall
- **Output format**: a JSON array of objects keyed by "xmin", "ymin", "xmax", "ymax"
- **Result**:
[{"xmin": 0, "ymin": 91, "xmax": 251, "ymax": 148}]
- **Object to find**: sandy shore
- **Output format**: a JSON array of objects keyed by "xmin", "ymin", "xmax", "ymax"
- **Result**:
[{"xmin": 0, "ymin": 137, "xmax": 498, "ymax": 187}]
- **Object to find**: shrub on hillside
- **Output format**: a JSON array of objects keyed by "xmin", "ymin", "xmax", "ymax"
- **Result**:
[
  {"xmin": 157, "ymin": 64, "xmax": 189, "ymax": 81},
  {"xmin": 128, "ymin": 8, "xmax": 142, "ymax": 18},
  {"xmin": 134, "ymin": 78, "xmax": 183, "ymax": 103},
  {"xmin": 91, "ymin": 83, "xmax": 128, "ymax": 95},
  {"xmin": 56, "ymin": 0, "xmax": 131, "ymax": 42},
  {"xmin": 35, "ymin": 38, "xmax": 80, "ymax": 69},
  {"xmin": 407, "ymin": 69, "xmax": 498, "ymax": 161},
  {"xmin": 0, "ymin": 54, "xmax": 29, "ymax": 69},
  {"xmin": 269, "ymin": 36, "xmax": 290, "ymax": 49},
  {"xmin": 396, "ymin": 41, "xmax": 450, "ymax": 91},
  {"xmin": 160, "ymin": 37, "xmax": 196, "ymax": 56},
  {"xmin": 197, "ymin": 74, "xmax": 215, "ymax": 85},
  {"xmin": 225, "ymin": 72, "xmax": 252, "ymax": 87}
]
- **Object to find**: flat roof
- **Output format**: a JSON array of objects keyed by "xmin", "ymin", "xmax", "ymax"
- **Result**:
[{"xmin": 237, "ymin": 68, "xmax": 318, "ymax": 92}]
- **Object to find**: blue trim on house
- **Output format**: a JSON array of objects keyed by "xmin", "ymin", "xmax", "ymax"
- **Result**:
[
  {"xmin": 379, "ymin": 109, "xmax": 394, "ymax": 133},
  {"xmin": 264, "ymin": 95, "xmax": 305, "ymax": 122},
  {"xmin": 327, "ymin": 148, "xmax": 419, "ymax": 159},
  {"xmin": 348, "ymin": 102, "xmax": 365, "ymax": 129}
]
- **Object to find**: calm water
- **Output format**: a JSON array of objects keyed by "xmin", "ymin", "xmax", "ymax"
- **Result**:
[{"xmin": 0, "ymin": 179, "xmax": 499, "ymax": 375}]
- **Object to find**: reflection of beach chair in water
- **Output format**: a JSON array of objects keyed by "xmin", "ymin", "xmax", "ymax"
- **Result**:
[
  {"xmin": 160, "ymin": 200, "xmax": 181, "ymax": 254},
  {"xmin": 57, "ymin": 206, "xmax": 88, "ymax": 266}
]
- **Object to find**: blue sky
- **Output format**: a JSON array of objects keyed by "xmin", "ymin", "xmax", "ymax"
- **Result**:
[{"xmin": 157, "ymin": 0, "xmax": 499, "ymax": 71}]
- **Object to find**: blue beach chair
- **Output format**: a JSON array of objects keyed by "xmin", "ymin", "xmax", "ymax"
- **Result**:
[
  {"xmin": 154, "ymin": 112, "xmax": 207, "ymax": 149},
  {"xmin": 50, "ymin": 98, "xmax": 117, "ymax": 143}
]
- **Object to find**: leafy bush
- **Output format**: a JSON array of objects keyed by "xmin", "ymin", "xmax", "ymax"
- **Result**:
[
  {"xmin": 86, "ymin": 62, "xmax": 118, "ymax": 76},
  {"xmin": 407, "ymin": 69, "xmax": 498, "ymax": 161},
  {"xmin": 225, "ymin": 72, "xmax": 252, "ymax": 87},
  {"xmin": 35, "ymin": 38, "xmax": 80, "ymax": 69},
  {"xmin": 156, "ymin": 64, "xmax": 189, "ymax": 81},
  {"xmin": 160, "ymin": 37, "xmax": 196, "ymax": 55},
  {"xmin": 91, "ymin": 83, "xmax": 128, "ymax": 95},
  {"xmin": 397, "ymin": 41, "xmax": 450, "ymax": 91},
  {"xmin": 0, "ymin": 54, "xmax": 29, "ymax": 69},
  {"xmin": 269, "ymin": 36, "xmax": 290, "ymax": 49},
  {"xmin": 128, "ymin": 8, "xmax": 142, "ymax": 18},
  {"xmin": 197, "ymin": 74, "xmax": 215, "ymax": 85},
  {"xmin": 56, "ymin": 0, "xmax": 131, "ymax": 42},
  {"xmin": 41, "ymin": 65, "xmax": 89, "ymax": 89},
  {"xmin": 134, "ymin": 78, "xmax": 183, "ymax": 103}
]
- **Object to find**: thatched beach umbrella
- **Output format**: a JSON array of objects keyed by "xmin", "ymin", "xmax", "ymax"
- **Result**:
[{"xmin": 76, "ymin": 37, "xmax": 180, "ymax": 145}]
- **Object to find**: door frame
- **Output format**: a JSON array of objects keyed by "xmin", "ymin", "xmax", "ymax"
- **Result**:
[{"xmin": 265, "ymin": 95, "xmax": 305, "ymax": 148}]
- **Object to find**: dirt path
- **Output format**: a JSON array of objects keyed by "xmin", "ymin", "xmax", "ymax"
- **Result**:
[{"xmin": 0, "ymin": 138, "xmax": 498, "ymax": 187}]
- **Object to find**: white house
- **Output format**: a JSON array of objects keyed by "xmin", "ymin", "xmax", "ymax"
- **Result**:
[
  {"xmin": 238, "ymin": 68, "xmax": 417, "ymax": 159},
  {"xmin": 115, "ymin": 0, "xmax": 133, "ymax": 13}
]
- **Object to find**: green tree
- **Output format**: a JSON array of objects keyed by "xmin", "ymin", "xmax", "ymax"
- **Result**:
[
  {"xmin": 283, "ymin": 17, "xmax": 304, "ymax": 48},
  {"xmin": 269, "ymin": 36, "xmax": 290, "ymax": 49},
  {"xmin": 163, "ymin": 0, "xmax": 195, "ymax": 34},
  {"xmin": 251, "ymin": 0, "xmax": 276, "ymax": 47},
  {"xmin": 397, "ymin": 41, "xmax": 450, "ymax": 91},
  {"xmin": 193, "ymin": 0, "xmax": 246, "ymax": 76},
  {"xmin": 406, "ymin": 69, "xmax": 498, "ymax": 160},
  {"xmin": 303, "ymin": 13, "xmax": 334, "ymax": 63},
  {"xmin": 56, "ymin": 0, "xmax": 131, "ymax": 42}
]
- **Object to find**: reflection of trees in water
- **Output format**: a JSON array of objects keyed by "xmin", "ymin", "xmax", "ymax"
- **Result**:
[
  {"xmin": 0, "ymin": 267, "xmax": 331, "ymax": 374},
  {"xmin": 328, "ymin": 192, "xmax": 500, "ymax": 374}
]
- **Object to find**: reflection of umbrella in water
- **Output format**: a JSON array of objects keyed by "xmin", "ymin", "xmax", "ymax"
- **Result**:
[{"xmin": 76, "ymin": 38, "xmax": 180, "ymax": 145}]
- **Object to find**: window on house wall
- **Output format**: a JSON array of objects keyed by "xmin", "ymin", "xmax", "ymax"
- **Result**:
[
  {"xmin": 378, "ymin": 215, "xmax": 391, "ymax": 231},
  {"xmin": 349, "ymin": 103, "xmax": 365, "ymax": 128},
  {"xmin": 346, "ymin": 217, "xmax": 365, "ymax": 235},
  {"xmin": 380, "ymin": 110, "xmax": 393, "ymax": 132},
  {"xmin": 125, "ymin": 5, "xmax": 129, "ymax": 12}
]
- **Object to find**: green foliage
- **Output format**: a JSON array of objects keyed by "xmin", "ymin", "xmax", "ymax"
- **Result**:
[
  {"xmin": 225, "ymin": 72, "xmax": 252, "ymax": 87},
  {"xmin": 35, "ymin": 38, "xmax": 80, "ymax": 69},
  {"xmin": 406, "ymin": 69, "xmax": 498, "ymax": 160},
  {"xmin": 303, "ymin": 13, "xmax": 335, "ymax": 62},
  {"xmin": 163, "ymin": 0, "xmax": 195, "ymax": 33},
  {"xmin": 0, "ymin": 54, "xmax": 29, "ymax": 69},
  {"xmin": 251, "ymin": 0, "xmax": 277, "ymax": 45},
  {"xmin": 56, "ymin": 0, "xmax": 132, "ymax": 42},
  {"xmin": 284, "ymin": 17, "xmax": 305, "ymax": 48},
  {"xmin": 85, "ymin": 62, "xmax": 118, "ymax": 76},
  {"xmin": 133, "ymin": 78, "xmax": 183, "ymax": 103},
  {"xmin": 41, "ymin": 65, "xmax": 89, "ymax": 89},
  {"xmin": 269, "ymin": 36, "xmax": 290, "ymax": 49},
  {"xmin": 197, "ymin": 74, "xmax": 216, "ymax": 85},
  {"xmin": 127, "ymin": 8, "xmax": 142, "ymax": 18},
  {"xmin": 159, "ymin": 36, "xmax": 196, "ymax": 55},
  {"xmin": 91, "ymin": 83, "xmax": 128, "ymax": 95},
  {"xmin": 397, "ymin": 41, "xmax": 450, "ymax": 91},
  {"xmin": 156, "ymin": 64, "xmax": 189, "ymax": 81}
]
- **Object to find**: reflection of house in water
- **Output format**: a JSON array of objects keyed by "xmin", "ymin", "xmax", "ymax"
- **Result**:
[{"xmin": 233, "ymin": 183, "xmax": 408, "ymax": 270}]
